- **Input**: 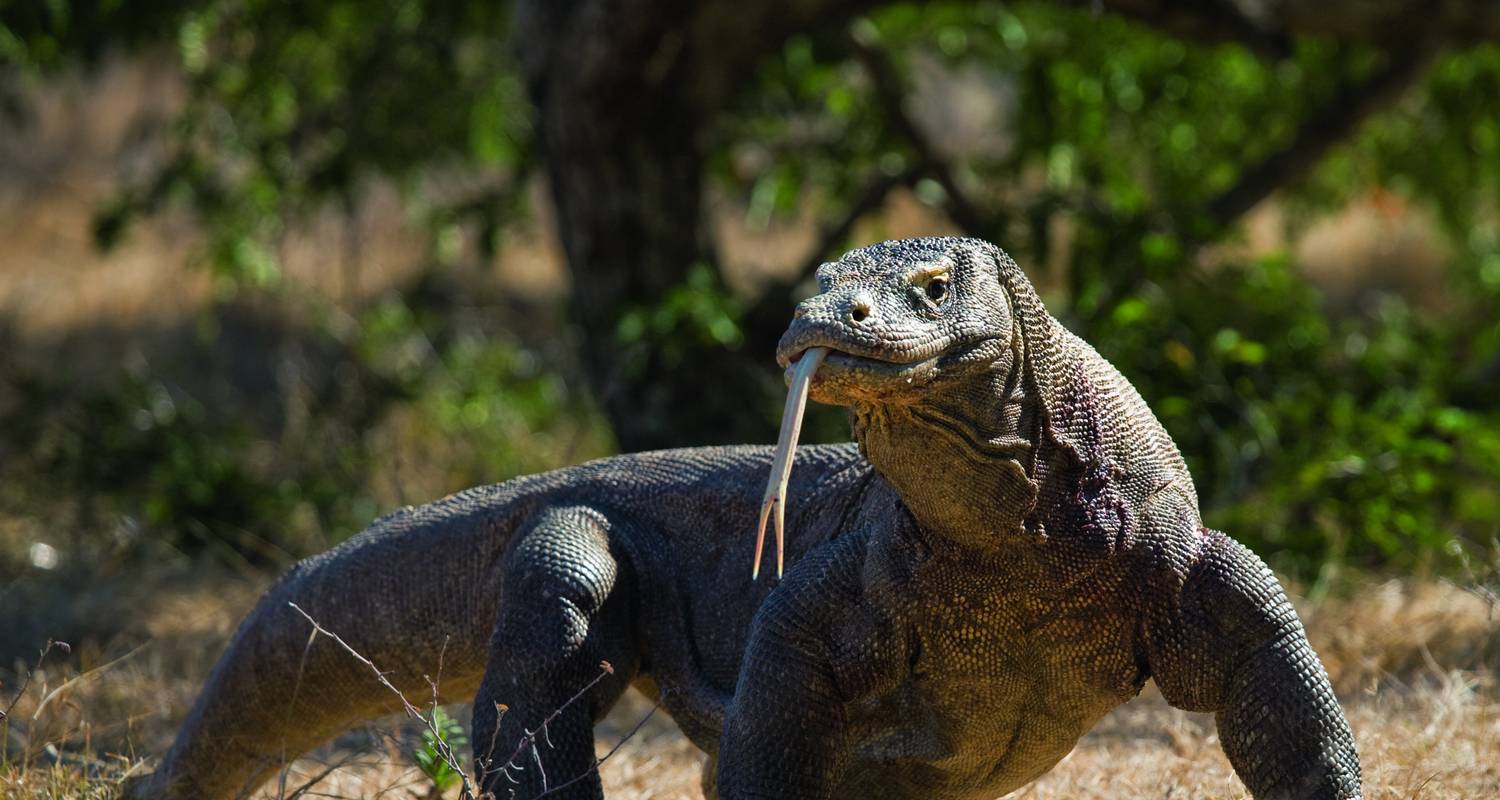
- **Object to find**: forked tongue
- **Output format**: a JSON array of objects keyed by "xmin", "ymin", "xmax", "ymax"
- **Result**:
[{"xmin": 753, "ymin": 346, "xmax": 829, "ymax": 579}]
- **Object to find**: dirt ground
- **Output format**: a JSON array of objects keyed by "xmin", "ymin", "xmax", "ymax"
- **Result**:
[{"xmin": 1, "ymin": 570, "xmax": 1495, "ymax": 799}]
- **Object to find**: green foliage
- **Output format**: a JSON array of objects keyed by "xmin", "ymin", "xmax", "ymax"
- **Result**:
[
  {"xmin": 1091, "ymin": 255, "xmax": 1500, "ymax": 574},
  {"xmin": 0, "ymin": 0, "xmax": 195, "ymax": 73},
  {"xmin": 5, "ymin": 366, "xmax": 324, "ymax": 561},
  {"xmin": 615, "ymin": 264, "xmax": 746, "ymax": 373},
  {"xmin": 412, "ymin": 706, "xmax": 469, "ymax": 794},
  {"xmin": 58, "ymin": 0, "xmax": 531, "ymax": 286},
  {"xmin": 0, "ymin": 291, "xmax": 611, "ymax": 565},
  {"xmin": 358, "ymin": 294, "xmax": 614, "ymax": 483}
]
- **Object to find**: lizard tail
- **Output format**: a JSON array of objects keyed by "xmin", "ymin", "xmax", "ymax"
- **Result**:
[{"xmin": 126, "ymin": 485, "xmax": 529, "ymax": 799}]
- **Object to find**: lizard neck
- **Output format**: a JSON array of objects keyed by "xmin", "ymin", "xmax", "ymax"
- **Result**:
[{"xmin": 850, "ymin": 344, "xmax": 1045, "ymax": 552}]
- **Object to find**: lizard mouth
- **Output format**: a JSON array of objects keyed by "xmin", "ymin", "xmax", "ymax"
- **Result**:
[
  {"xmin": 784, "ymin": 347, "xmax": 939, "ymax": 379},
  {"xmin": 780, "ymin": 334, "xmax": 942, "ymax": 372},
  {"xmin": 778, "ymin": 336, "xmax": 997, "ymax": 388},
  {"xmin": 777, "ymin": 336, "xmax": 945, "ymax": 382}
]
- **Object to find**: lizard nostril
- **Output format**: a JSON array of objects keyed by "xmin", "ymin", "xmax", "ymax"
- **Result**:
[{"xmin": 848, "ymin": 298, "xmax": 872, "ymax": 324}]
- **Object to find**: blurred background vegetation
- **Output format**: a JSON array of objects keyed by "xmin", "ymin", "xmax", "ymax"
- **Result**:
[{"xmin": 1, "ymin": 0, "xmax": 1498, "ymax": 601}]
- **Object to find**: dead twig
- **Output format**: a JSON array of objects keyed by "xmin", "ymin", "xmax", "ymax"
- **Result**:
[
  {"xmin": 31, "ymin": 641, "xmax": 145, "ymax": 721},
  {"xmin": 477, "ymin": 702, "xmax": 509, "ymax": 789},
  {"xmin": 2, "ymin": 639, "xmax": 70, "ymax": 724},
  {"xmin": 286, "ymin": 602, "xmax": 477, "ymax": 800},
  {"xmin": 1, "ymin": 638, "xmax": 70, "ymax": 775},
  {"xmin": 283, "ymin": 750, "xmax": 364, "ymax": 800},
  {"xmin": 535, "ymin": 703, "xmax": 660, "ymax": 799},
  {"xmin": 485, "ymin": 661, "xmax": 615, "ymax": 794}
]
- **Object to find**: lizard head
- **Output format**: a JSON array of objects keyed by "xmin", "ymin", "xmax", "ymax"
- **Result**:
[
  {"xmin": 753, "ymin": 236, "xmax": 1063, "ymax": 576},
  {"xmin": 776, "ymin": 236, "xmax": 1019, "ymax": 406}
]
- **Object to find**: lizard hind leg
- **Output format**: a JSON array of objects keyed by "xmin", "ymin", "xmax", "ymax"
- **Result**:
[{"xmin": 473, "ymin": 504, "xmax": 641, "ymax": 799}]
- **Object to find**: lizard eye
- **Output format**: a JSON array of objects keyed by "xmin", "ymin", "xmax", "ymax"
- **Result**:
[{"xmin": 923, "ymin": 275, "xmax": 950, "ymax": 304}]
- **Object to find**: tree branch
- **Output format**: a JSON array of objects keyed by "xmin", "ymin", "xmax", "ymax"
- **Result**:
[
  {"xmin": 1058, "ymin": 0, "xmax": 1292, "ymax": 56},
  {"xmin": 286, "ymin": 603, "xmax": 477, "ymax": 800},
  {"xmin": 533, "ymin": 704, "xmax": 659, "ymax": 798},
  {"xmin": 1063, "ymin": 0, "xmax": 1500, "ymax": 51},
  {"xmin": 796, "ymin": 162, "xmax": 929, "ymax": 280},
  {"xmin": 1204, "ymin": 47, "xmax": 1437, "ymax": 227},
  {"xmin": 847, "ymin": 22, "xmax": 998, "ymax": 238}
]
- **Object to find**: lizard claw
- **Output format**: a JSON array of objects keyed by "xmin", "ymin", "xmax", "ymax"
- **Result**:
[{"xmin": 753, "ymin": 346, "xmax": 828, "ymax": 580}]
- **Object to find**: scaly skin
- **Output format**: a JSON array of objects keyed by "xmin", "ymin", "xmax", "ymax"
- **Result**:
[{"xmin": 130, "ymin": 237, "xmax": 1360, "ymax": 800}]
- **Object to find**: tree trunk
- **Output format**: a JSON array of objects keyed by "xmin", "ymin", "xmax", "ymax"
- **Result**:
[{"xmin": 512, "ymin": 0, "xmax": 881, "ymax": 450}]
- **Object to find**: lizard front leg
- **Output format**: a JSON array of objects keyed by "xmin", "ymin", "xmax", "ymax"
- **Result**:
[
  {"xmin": 1145, "ymin": 528, "xmax": 1362, "ymax": 800},
  {"xmin": 717, "ymin": 534, "xmax": 881, "ymax": 800},
  {"xmin": 472, "ymin": 505, "xmax": 640, "ymax": 799}
]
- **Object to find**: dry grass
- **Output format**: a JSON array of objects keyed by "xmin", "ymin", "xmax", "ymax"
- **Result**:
[{"xmin": 1, "ymin": 571, "xmax": 1495, "ymax": 800}]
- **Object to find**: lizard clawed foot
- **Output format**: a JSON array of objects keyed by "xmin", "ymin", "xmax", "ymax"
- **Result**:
[{"xmin": 752, "ymin": 346, "xmax": 828, "ymax": 580}]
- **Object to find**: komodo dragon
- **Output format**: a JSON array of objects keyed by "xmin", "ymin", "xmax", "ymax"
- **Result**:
[{"xmin": 130, "ymin": 237, "xmax": 1361, "ymax": 799}]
